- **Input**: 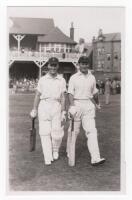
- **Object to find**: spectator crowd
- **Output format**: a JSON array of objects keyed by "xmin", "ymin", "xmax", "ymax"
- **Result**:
[
  {"xmin": 9, "ymin": 75, "xmax": 121, "ymax": 95},
  {"xmin": 9, "ymin": 78, "xmax": 38, "ymax": 93},
  {"xmin": 96, "ymin": 79, "xmax": 121, "ymax": 95}
]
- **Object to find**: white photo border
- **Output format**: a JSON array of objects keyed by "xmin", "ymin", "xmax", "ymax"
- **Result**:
[{"xmin": 0, "ymin": 0, "xmax": 131, "ymax": 200}]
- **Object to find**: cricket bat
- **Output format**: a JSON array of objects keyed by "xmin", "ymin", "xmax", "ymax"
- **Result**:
[
  {"xmin": 29, "ymin": 118, "xmax": 36, "ymax": 152},
  {"xmin": 67, "ymin": 117, "xmax": 76, "ymax": 166}
]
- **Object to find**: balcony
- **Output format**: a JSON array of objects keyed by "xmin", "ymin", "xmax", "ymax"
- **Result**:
[{"xmin": 9, "ymin": 50, "xmax": 83, "ymax": 63}]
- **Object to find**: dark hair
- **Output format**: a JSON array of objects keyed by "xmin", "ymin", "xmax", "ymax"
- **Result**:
[{"xmin": 78, "ymin": 56, "xmax": 89, "ymax": 64}]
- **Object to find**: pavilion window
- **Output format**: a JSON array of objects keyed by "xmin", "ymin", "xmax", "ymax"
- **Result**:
[
  {"xmin": 60, "ymin": 48, "xmax": 64, "ymax": 53},
  {"xmin": 97, "ymin": 61, "xmax": 101, "ymax": 68},
  {"xmin": 97, "ymin": 48, "xmax": 104, "ymax": 56},
  {"xmin": 51, "ymin": 48, "xmax": 55, "ymax": 52},
  {"xmin": 61, "ymin": 44, "xmax": 64, "ymax": 48},
  {"xmin": 46, "ymin": 47, "xmax": 50, "ymax": 52},
  {"xmin": 56, "ymin": 48, "xmax": 59, "ymax": 53},
  {"xmin": 97, "ymin": 48, "xmax": 102, "ymax": 56}
]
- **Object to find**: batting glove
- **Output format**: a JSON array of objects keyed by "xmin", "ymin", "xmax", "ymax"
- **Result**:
[
  {"xmin": 30, "ymin": 109, "xmax": 37, "ymax": 118},
  {"xmin": 68, "ymin": 106, "xmax": 77, "ymax": 118},
  {"xmin": 95, "ymin": 104, "xmax": 101, "ymax": 110}
]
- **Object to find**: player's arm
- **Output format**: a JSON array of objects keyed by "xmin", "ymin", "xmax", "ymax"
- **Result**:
[
  {"xmin": 68, "ymin": 77, "xmax": 77, "ymax": 116},
  {"xmin": 60, "ymin": 92, "xmax": 67, "ymax": 122},
  {"xmin": 60, "ymin": 78, "xmax": 67, "ymax": 112},
  {"xmin": 93, "ymin": 92, "xmax": 99, "ymax": 105},
  {"xmin": 60, "ymin": 79, "xmax": 67, "ymax": 121},
  {"xmin": 30, "ymin": 90, "xmax": 41, "ymax": 118},
  {"xmin": 33, "ymin": 90, "xmax": 41, "ymax": 110},
  {"xmin": 91, "ymin": 92, "xmax": 101, "ymax": 110},
  {"xmin": 30, "ymin": 78, "xmax": 42, "ymax": 118},
  {"xmin": 33, "ymin": 78, "xmax": 42, "ymax": 110},
  {"xmin": 91, "ymin": 77, "xmax": 101, "ymax": 109},
  {"xmin": 68, "ymin": 76, "xmax": 75, "ymax": 107}
]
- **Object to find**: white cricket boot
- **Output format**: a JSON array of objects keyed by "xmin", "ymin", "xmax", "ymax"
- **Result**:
[
  {"xmin": 45, "ymin": 161, "xmax": 52, "ymax": 165},
  {"xmin": 91, "ymin": 158, "xmax": 106, "ymax": 166},
  {"xmin": 53, "ymin": 152, "xmax": 59, "ymax": 160}
]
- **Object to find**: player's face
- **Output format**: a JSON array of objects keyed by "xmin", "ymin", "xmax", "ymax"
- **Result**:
[
  {"xmin": 79, "ymin": 63, "xmax": 89, "ymax": 74},
  {"xmin": 48, "ymin": 63, "xmax": 59, "ymax": 75}
]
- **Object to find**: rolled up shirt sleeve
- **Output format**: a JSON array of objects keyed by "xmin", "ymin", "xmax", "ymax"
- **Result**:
[{"xmin": 68, "ymin": 77, "xmax": 75, "ymax": 95}]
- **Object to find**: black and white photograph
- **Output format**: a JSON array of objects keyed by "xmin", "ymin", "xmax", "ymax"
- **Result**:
[{"xmin": 8, "ymin": 6, "xmax": 124, "ymax": 192}]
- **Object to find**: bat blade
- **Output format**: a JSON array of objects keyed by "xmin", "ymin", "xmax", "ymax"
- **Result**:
[
  {"xmin": 68, "ymin": 131, "xmax": 76, "ymax": 166},
  {"xmin": 68, "ymin": 118, "xmax": 76, "ymax": 167},
  {"xmin": 29, "ymin": 118, "xmax": 36, "ymax": 152},
  {"xmin": 66, "ymin": 121, "xmax": 72, "ymax": 158}
]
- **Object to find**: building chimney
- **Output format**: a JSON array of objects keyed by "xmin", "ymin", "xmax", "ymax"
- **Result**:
[
  {"xmin": 98, "ymin": 28, "xmax": 103, "ymax": 36},
  {"xmin": 98, "ymin": 28, "xmax": 104, "ymax": 41},
  {"xmin": 92, "ymin": 36, "xmax": 95, "ymax": 43},
  {"xmin": 70, "ymin": 22, "xmax": 74, "ymax": 40}
]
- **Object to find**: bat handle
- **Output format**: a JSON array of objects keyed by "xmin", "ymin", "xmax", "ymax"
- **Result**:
[
  {"xmin": 71, "ymin": 118, "xmax": 74, "ymax": 132},
  {"xmin": 32, "ymin": 118, "xmax": 35, "ymax": 129}
]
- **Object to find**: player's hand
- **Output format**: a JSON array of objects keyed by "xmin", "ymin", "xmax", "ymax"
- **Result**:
[
  {"xmin": 95, "ymin": 104, "xmax": 101, "ymax": 110},
  {"xmin": 30, "ymin": 109, "xmax": 37, "ymax": 118},
  {"xmin": 68, "ymin": 106, "xmax": 77, "ymax": 118}
]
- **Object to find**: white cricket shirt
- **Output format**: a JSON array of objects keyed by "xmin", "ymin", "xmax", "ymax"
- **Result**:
[
  {"xmin": 68, "ymin": 71, "xmax": 98, "ymax": 99},
  {"xmin": 37, "ymin": 73, "xmax": 66, "ymax": 100}
]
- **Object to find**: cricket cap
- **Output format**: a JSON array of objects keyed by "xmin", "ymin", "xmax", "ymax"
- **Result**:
[{"xmin": 48, "ymin": 57, "xmax": 59, "ymax": 65}]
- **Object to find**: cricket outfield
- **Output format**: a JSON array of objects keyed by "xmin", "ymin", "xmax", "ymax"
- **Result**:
[{"xmin": 9, "ymin": 93, "xmax": 121, "ymax": 191}]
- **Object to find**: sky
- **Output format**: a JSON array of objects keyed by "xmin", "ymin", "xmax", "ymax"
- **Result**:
[{"xmin": 8, "ymin": 6, "xmax": 124, "ymax": 43}]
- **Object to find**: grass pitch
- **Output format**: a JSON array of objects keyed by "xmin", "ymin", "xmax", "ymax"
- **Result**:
[{"xmin": 9, "ymin": 94, "xmax": 121, "ymax": 191}]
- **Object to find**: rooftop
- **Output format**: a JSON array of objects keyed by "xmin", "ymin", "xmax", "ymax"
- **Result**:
[
  {"xmin": 94, "ymin": 32, "xmax": 121, "ymax": 42},
  {"xmin": 38, "ymin": 27, "xmax": 76, "ymax": 44},
  {"xmin": 103, "ymin": 32, "xmax": 121, "ymax": 41},
  {"xmin": 9, "ymin": 17, "xmax": 54, "ymax": 35}
]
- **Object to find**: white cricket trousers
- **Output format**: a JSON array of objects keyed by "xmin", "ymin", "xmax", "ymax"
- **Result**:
[
  {"xmin": 73, "ymin": 100, "xmax": 101, "ymax": 162},
  {"xmin": 38, "ymin": 100, "xmax": 64, "ymax": 164}
]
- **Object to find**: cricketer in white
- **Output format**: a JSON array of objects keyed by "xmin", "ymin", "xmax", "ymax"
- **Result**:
[
  {"xmin": 68, "ymin": 56, "xmax": 105, "ymax": 166},
  {"xmin": 30, "ymin": 57, "xmax": 66, "ymax": 165}
]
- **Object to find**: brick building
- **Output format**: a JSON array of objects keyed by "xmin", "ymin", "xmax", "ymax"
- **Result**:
[{"xmin": 92, "ymin": 29, "xmax": 121, "ymax": 80}]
